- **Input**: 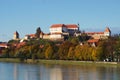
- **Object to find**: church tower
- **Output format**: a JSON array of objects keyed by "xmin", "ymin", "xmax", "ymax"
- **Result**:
[
  {"xmin": 104, "ymin": 27, "xmax": 111, "ymax": 37},
  {"xmin": 13, "ymin": 31, "xmax": 19, "ymax": 40}
]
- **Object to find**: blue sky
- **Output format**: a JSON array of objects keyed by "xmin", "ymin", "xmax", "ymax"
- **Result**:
[{"xmin": 0, "ymin": 0, "xmax": 120, "ymax": 41}]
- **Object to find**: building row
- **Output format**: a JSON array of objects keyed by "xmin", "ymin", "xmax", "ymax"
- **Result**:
[
  {"xmin": 0, "ymin": 24, "xmax": 111, "ymax": 54},
  {"xmin": 13, "ymin": 24, "xmax": 111, "ymax": 41}
]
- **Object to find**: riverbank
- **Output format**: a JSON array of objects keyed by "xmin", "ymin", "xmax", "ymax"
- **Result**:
[{"xmin": 0, "ymin": 58, "xmax": 120, "ymax": 66}]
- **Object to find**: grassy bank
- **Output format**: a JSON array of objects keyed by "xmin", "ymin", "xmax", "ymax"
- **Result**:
[
  {"xmin": 37, "ymin": 60, "xmax": 120, "ymax": 66},
  {"xmin": 0, "ymin": 58, "xmax": 21, "ymax": 63},
  {"xmin": 0, "ymin": 58, "xmax": 120, "ymax": 66}
]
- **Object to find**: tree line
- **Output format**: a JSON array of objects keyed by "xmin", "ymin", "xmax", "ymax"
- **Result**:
[
  {"xmin": 1, "ymin": 27, "xmax": 120, "ymax": 62},
  {"xmin": 1, "ymin": 34, "xmax": 120, "ymax": 62}
]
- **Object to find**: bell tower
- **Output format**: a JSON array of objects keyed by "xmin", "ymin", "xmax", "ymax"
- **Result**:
[
  {"xmin": 104, "ymin": 27, "xmax": 111, "ymax": 37},
  {"xmin": 13, "ymin": 31, "xmax": 19, "ymax": 40}
]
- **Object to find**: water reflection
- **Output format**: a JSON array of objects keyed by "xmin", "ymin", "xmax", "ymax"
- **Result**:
[
  {"xmin": 50, "ymin": 68, "xmax": 62, "ymax": 80},
  {"xmin": 0, "ymin": 62, "xmax": 120, "ymax": 80}
]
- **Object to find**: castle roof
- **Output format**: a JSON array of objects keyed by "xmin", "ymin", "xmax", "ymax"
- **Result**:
[
  {"xmin": 66, "ymin": 24, "xmax": 78, "ymax": 28},
  {"xmin": 86, "ymin": 32, "xmax": 104, "ymax": 35},
  {"xmin": 50, "ymin": 24, "xmax": 78, "ymax": 29},
  {"xmin": 26, "ymin": 34, "xmax": 36, "ymax": 37},
  {"xmin": 50, "ymin": 24, "xmax": 65, "ymax": 28},
  {"xmin": 87, "ymin": 39, "xmax": 99, "ymax": 43}
]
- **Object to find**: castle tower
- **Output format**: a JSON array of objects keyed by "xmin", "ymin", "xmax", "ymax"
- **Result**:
[
  {"xmin": 13, "ymin": 31, "xmax": 19, "ymax": 40},
  {"xmin": 104, "ymin": 27, "xmax": 111, "ymax": 37}
]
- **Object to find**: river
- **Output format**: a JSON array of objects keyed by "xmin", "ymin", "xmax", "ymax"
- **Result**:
[{"xmin": 0, "ymin": 62, "xmax": 120, "ymax": 80}]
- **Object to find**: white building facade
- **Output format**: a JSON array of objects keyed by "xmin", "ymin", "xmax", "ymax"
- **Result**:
[{"xmin": 50, "ymin": 24, "xmax": 79, "ymax": 40}]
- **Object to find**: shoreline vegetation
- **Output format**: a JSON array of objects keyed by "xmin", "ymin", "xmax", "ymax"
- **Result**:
[
  {"xmin": 0, "ymin": 58, "xmax": 120, "ymax": 66},
  {"xmin": 1, "ymin": 28, "xmax": 120, "ymax": 63}
]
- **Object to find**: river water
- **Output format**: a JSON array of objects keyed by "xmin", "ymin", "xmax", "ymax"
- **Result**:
[{"xmin": 0, "ymin": 62, "xmax": 120, "ymax": 80}]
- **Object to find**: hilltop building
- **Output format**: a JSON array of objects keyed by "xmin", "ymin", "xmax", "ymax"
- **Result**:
[
  {"xmin": 13, "ymin": 31, "xmax": 19, "ymax": 40},
  {"xmin": 50, "ymin": 24, "xmax": 80, "ymax": 40},
  {"xmin": 86, "ymin": 27, "xmax": 111, "ymax": 47},
  {"xmin": 24, "ymin": 33, "xmax": 50, "ymax": 40},
  {"xmin": 22, "ymin": 24, "xmax": 111, "ymax": 42},
  {"xmin": 86, "ymin": 27, "xmax": 111, "ymax": 39}
]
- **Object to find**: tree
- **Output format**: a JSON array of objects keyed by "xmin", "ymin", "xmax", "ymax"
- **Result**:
[
  {"xmin": 71, "ymin": 37, "xmax": 79, "ymax": 45},
  {"xmin": 45, "ymin": 45, "xmax": 54, "ymax": 59},
  {"xmin": 2, "ymin": 48, "xmax": 10, "ymax": 58},
  {"xmin": 74, "ymin": 45, "xmax": 82, "ymax": 60},
  {"xmin": 91, "ymin": 48, "xmax": 97, "ymax": 61},
  {"xmin": 58, "ymin": 41, "xmax": 73, "ymax": 60},
  {"xmin": 35, "ymin": 27, "xmax": 41, "ymax": 38},
  {"xmin": 67, "ymin": 47, "xmax": 75, "ymax": 60},
  {"xmin": 96, "ymin": 46, "xmax": 104, "ymax": 61},
  {"xmin": 79, "ymin": 32, "xmax": 89, "ymax": 42}
]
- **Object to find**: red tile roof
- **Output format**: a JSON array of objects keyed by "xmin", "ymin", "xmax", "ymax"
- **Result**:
[
  {"xmin": 66, "ymin": 24, "xmax": 78, "ymax": 28},
  {"xmin": 86, "ymin": 32, "xmax": 104, "ymax": 35},
  {"xmin": 87, "ymin": 39, "xmax": 99, "ymax": 43},
  {"xmin": 0, "ymin": 43, "xmax": 8, "ymax": 48},
  {"xmin": 105, "ymin": 27, "xmax": 111, "ymax": 32},
  {"xmin": 50, "ymin": 24, "xmax": 78, "ymax": 29},
  {"xmin": 26, "ymin": 34, "xmax": 36, "ymax": 37},
  {"xmin": 50, "ymin": 24, "xmax": 65, "ymax": 28},
  {"xmin": 16, "ymin": 42, "xmax": 26, "ymax": 48}
]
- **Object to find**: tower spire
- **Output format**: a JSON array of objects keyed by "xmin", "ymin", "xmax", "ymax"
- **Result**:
[{"xmin": 13, "ymin": 31, "xmax": 19, "ymax": 40}]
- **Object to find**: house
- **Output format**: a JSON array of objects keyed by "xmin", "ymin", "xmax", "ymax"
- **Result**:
[
  {"xmin": 24, "ymin": 32, "xmax": 50, "ymax": 40},
  {"xmin": 49, "ymin": 24, "xmax": 80, "ymax": 40},
  {"xmin": 0, "ymin": 42, "xmax": 8, "ymax": 54},
  {"xmin": 87, "ymin": 39, "xmax": 99, "ymax": 47},
  {"xmin": 66, "ymin": 24, "xmax": 80, "ymax": 35},
  {"xmin": 50, "ymin": 24, "xmax": 68, "ymax": 40},
  {"xmin": 86, "ymin": 27, "xmax": 111, "ymax": 39}
]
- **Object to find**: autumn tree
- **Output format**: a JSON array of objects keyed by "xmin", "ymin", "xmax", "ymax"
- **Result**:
[
  {"xmin": 67, "ymin": 47, "xmax": 75, "ymax": 60},
  {"xmin": 74, "ymin": 45, "xmax": 82, "ymax": 60},
  {"xmin": 45, "ymin": 45, "xmax": 54, "ymax": 59},
  {"xmin": 71, "ymin": 37, "xmax": 79, "ymax": 45},
  {"xmin": 1, "ymin": 48, "xmax": 10, "ymax": 58},
  {"xmin": 91, "ymin": 48, "xmax": 97, "ymax": 61},
  {"xmin": 58, "ymin": 41, "xmax": 73, "ymax": 60}
]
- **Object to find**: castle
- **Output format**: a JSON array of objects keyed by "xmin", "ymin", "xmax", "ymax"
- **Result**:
[
  {"xmin": 85, "ymin": 27, "xmax": 111, "ymax": 39},
  {"xmin": 49, "ymin": 24, "xmax": 80, "ymax": 40},
  {"xmin": 13, "ymin": 24, "xmax": 111, "ymax": 41}
]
